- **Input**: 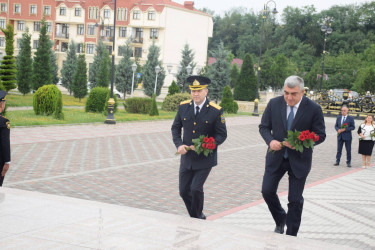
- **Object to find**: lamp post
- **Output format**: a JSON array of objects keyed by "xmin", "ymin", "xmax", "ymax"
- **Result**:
[
  {"xmin": 253, "ymin": 0, "xmax": 278, "ymax": 116},
  {"xmin": 195, "ymin": 65, "xmax": 202, "ymax": 75},
  {"xmin": 154, "ymin": 65, "xmax": 161, "ymax": 94},
  {"xmin": 105, "ymin": 0, "xmax": 117, "ymax": 124},
  {"xmin": 131, "ymin": 62, "xmax": 137, "ymax": 97},
  {"xmin": 186, "ymin": 65, "xmax": 192, "ymax": 75},
  {"xmin": 319, "ymin": 16, "xmax": 333, "ymax": 91}
]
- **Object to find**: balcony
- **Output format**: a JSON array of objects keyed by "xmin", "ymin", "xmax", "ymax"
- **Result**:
[
  {"xmin": 131, "ymin": 37, "xmax": 143, "ymax": 44},
  {"xmin": 55, "ymin": 33, "xmax": 69, "ymax": 39},
  {"xmin": 101, "ymin": 36, "xmax": 114, "ymax": 43}
]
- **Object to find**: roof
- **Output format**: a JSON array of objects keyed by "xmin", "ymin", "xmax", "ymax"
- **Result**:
[{"xmin": 208, "ymin": 57, "xmax": 243, "ymax": 68}]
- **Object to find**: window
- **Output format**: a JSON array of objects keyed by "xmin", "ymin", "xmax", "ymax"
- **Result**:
[
  {"xmin": 0, "ymin": 37, "xmax": 4, "ymax": 47},
  {"xmin": 148, "ymin": 11, "xmax": 155, "ymax": 20},
  {"xmin": 104, "ymin": 9, "xmax": 110, "ymax": 18},
  {"xmin": 0, "ymin": 19, "xmax": 5, "ymax": 29},
  {"xmin": 77, "ymin": 24, "xmax": 84, "ymax": 35},
  {"xmin": 46, "ymin": 22, "xmax": 52, "ymax": 32},
  {"xmin": 17, "ymin": 21, "xmax": 25, "ymax": 31},
  {"xmin": 88, "ymin": 7, "xmax": 92, "ymax": 19},
  {"xmin": 119, "ymin": 27, "xmax": 126, "ymax": 37},
  {"xmin": 14, "ymin": 4, "xmax": 21, "ymax": 13},
  {"xmin": 134, "ymin": 47, "xmax": 142, "ymax": 58},
  {"xmin": 60, "ymin": 7, "xmax": 66, "ymax": 16},
  {"xmin": 61, "ymin": 42, "xmax": 68, "ymax": 52},
  {"xmin": 117, "ymin": 8, "xmax": 122, "ymax": 20},
  {"xmin": 106, "ymin": 45, "xmax": 112, "ymax": 55},
  {"xmin": 96, "ymin": 7, "xmax": 99, "ymax": 19},
  {"xmin": 101, "ymin": 26, "xmax": 114, "ymax": 38},
  {"xmin": 33, "ymin": 40, "xmax": 38, "ymax": 49},
  {"xmin": 1, "ymin": 3, "xmax": 7, "ymax": 12},
  {"xmin": 135, "ymin": 28, "xmax": 143, "ymax": 39},
  {"xmin": 150, "ymin": 28, "xmax": 158, "ymax": 39},
  {"xmin": 34, "ymin": 22, "xmax": 41, "ymax": 32},
  {"xmin": 75, "ymin": 8, "xmax": 81, "ymax": 16},
  {"xmin": 118, "ymin": 46, "xmax": 123, "ymax": 56},
  {"xmin": 44, "ymin": 6, "xmax": 51, "ymax": 15},
  {"xmin": 30, "ymin": 5, "xmax": 37, "ymax": 14},
  {"xmin": 87, "ymin": 25, "xmax": 95, "ymax": 36},
  {"xmin": 133, "ymin": 10, "xmax": 140, "ymax": 20},
  {"xmin": 77, "ymin": 43, "xmax": 84, "ymax": 53},
  {"xmin": 86, "ymin": 44, "xmax": 95, "ymax": 54},
  {"xmin": 117, "ymin": 8, "xmax": 128, "ymax": 21}
]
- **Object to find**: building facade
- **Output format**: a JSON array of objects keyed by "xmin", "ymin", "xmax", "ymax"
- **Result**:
[{"xmin": 0, "ymin": 0, "xmax": 212, "ymax": 86}]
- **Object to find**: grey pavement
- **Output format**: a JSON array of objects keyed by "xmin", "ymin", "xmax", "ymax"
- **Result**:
[{"xmin": 1, "ymin": 115, "xmax": 374, "ymax": 248}]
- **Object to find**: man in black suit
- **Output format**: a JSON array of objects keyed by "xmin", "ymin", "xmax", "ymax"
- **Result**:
[
  {"xmin": 334, "ymin": 106, "xmax": 355, "ymax": 167},
  {"xmin": 0, "ymin": 91, "xmax": 11, "ymax": 186},
  {"xmin": 171, "ymin": 76, "xmax": 227, "ymax": 219},
  {"xmin": 259, "ymin": 76, "xmax": 326, "ymax": 236}
]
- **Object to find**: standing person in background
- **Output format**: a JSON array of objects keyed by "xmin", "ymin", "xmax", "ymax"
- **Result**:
[
  {"xmin": 358, "ymin": 115, "xmax": 375, "ymax": 169},
  {"xmin": 0, "ymin": 91, "xmax": 11, "ymax": 186},
  {"xmin": 334, "ymin": 106, "xmax": 355, "ymax": 168}
]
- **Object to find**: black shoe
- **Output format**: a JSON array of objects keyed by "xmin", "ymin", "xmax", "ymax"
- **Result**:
[
  {"xmin": 274, "ymin": 215, "xmax": 286, "ymax": 234},
  {"xmin": 347, "ymin": 163, "xmax": 351, "ymax": 168},
  {"xmin": 199, "ymin": 213, "xmax": 206, "ymax": 220},
  {"xmin": 334, "ymin": 162, "xmax": 339, "ymax": 166}
]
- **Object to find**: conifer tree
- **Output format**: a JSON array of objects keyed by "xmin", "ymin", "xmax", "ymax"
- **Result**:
[
  {"xmin": 89, "ymin": 39, "xmax": 110, "ymax": 88},
  {"xmin": 167, "ymin": 80, "xmax": 180, "ymax": 96},
  {"xmin": 229, "ymin": 63, "xmax": 240, "ymax": 89},
  {"xmin": 115, "ymin": 41, "xmax": 133, "ymax": 99},
  {"xmin": 33, "ymin": 18, "xmax": 52, "ymax": 91},
  {"xmin": 234, "ymin": 54, "xmax": 257, "ymax": 101},
  {"xmin": 0, "ymin": 23, "xmax": 17, "ymax": 92},
  {"xmin": 60, "ymin": 41, "xmax": 77, "ymax": 95},
  {"xmin": 72, "ymin": 54, "xmax": 88, "ymax": 102},
  {"xmin": 50, "ymin": 40, "xmax": 59, "ymax": 85},
  {"xmin": 149, "ymin": 93, "xmax": 159, "ymax": 116},
  {"xmin": 207, "ymin": 42, "xmax": 231, "ymax": 103},
  {"xmin": 16, "ymin": 28, "xmax": 33, "ymax": 95},
  {"xmin": 219, "ymin": 85, "xmax": 238, "ymax": 113},
  {"xmin": 176, "ymin": 44, "xmax": 196, "ymax": 92},
  {"xmin": 96, "ymin": 48, "xmax": 111, "ymax": 87},
  {"xmin": 142, "ymin": 42, "xmax": 166, "ymax": 97}
]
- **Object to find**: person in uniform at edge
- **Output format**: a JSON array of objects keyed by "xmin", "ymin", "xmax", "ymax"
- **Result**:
[
  {"xmin": 259, "ymin": 76, "xmax": 326, "ymax": 236},
  {"xmin": 0, "ymin": 91, "xmax": 11, "ymax": 186},
  {"xmin": 171, "ymin": 76, "xmax": 227, "ymax": 219}
]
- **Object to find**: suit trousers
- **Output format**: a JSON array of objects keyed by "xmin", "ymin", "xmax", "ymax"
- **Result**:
[
  {"xmin": 179, "ymin": 166, "xmax": 212, "ymax": 218},
  {"xmin": 0, "ymin": 165, "xmax": 3, "ymax": 186},
  {"xmin": 336, "ymin": 138, "xmax": 352, "ymax": 164},
  {"xmin": 261, "ymin": 158, "xmax": 307, "ymax": 236}
]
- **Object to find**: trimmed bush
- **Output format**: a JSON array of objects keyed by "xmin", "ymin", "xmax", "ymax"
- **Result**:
[
  {"xmin": 33, "ymin": 84, "xmax": 64, "ymax": 119},
  {"xmin": 149, "ymin": 94, "xmax": 159, "ymax": 116},
  {"xmin": 167, "ymin": 80, "xmax": 180, "ymax": 96},
  {"xmin": 124, "ymin": 97, "xmax": 152, "ymax": 114},
  {"xmin": 220, "ymin": 86, "xmax": 239, "ymax": 114},
  {"xmin": 162, "ymin": 93, "xmax": 191, "ymax": 112},
  {"xmin": 86, "ymin": 87, "xmax": 117, "ymax": 113}
]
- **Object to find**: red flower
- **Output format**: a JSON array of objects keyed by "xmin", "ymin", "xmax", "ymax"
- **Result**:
[
  {"xmin": 203, "ymin": 137, "xmax": 209, "ymax": 143},
  {"xmin": 202, "ymin": 143, "xmax": 207, "ymax": 148},
  {"xmin": 313, "ymin": 135, "xmax": 319, "ymax": 142},
  {"xmin": 209, "ymin": 137, "xmax": 215, "ymax": 143},
  {"xmin": 299, "ymin": 134, "xmax": 306, "ymax": 141},
  {"xmin": 344, "ymin": 123, "xmax": 348, "ymax": 126}
]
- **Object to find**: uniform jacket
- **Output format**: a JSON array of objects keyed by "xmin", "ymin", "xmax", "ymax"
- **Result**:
[
  {"xmin": 171, "ymin": 98, "xmax": 227, "ymax": 170},
  {"xmin": 259, "ymin": 96, "xmax": 326, "ymax": 179},
  {"xmin": 0, "ymin": 115, "xmax": 10, "ymax": 165},
  {"xmin": 335, "ymin": 115, "xmax": 355, "ymax": 141}
]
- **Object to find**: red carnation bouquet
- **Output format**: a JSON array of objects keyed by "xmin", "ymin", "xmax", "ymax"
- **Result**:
[
  {"xmin": 176, "ymin": 135, "xmax": 216, "ymax": 157},
  {"xmin": 284, "ymin": 130, "xmax": 319, "ymax": 153},
  {"xmin": 338, "ymin": 123, "xmax": 348, "ymax": 136}
]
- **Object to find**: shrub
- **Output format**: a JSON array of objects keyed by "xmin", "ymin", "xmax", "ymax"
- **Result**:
[
  {"xmin": 33, "ymin": 84, "xmax": 64, "ymax": 119},
  {"xmin": 149, "ymin": 94, "xmax": 159, "ymax": 116},
  {"xmin": 124, "ymin": 97, "xmax": 152, "ymax": 114},
  {"xmin": 162, "ymin": 93, "xmax": 191, "ymax": 112},
  {"xmin": 86, "ymin": 87, "xmax": 117, "ymax": 113},
  {"xmin": 220, "ymin": 85, "xmax": 239, "ymax": 114},
  {"xmin": 167, "ymin": 80, "xmax": 180, "ymax": 96}
]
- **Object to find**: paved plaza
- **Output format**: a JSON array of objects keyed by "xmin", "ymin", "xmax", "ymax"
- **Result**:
[{"xmin": 1, "ymin": 115, "xmax": 374, "ymax": 248}]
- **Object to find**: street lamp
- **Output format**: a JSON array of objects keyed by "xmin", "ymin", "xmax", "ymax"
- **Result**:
[
  {"xmin": 186, "ymin": 65, "xmax": 192, "ymax": 75},
  {"xmin": 167, "ymin": 64, "xmax": 173, "ymax": 74},
  {"xmin": 253, "ymin": 0, "xmax": 278, "ymax": 116},
  {"xmin": 131, "ymin": 62, "xmax": 137, "ymax": 97},
  {"xmin": 196, "ymin": 65, "xmax": 202, "ymax": 75},
  {"xmin": 105, "ymin": 0, "xmax": 117, "ymax": 124},
  {"xmin": 319, "ymin": 16, "xmax": 333, "ymax": 91},
  {"xmin": 154, "ymin": 65, "xmax": 161, "ymax": 94}
]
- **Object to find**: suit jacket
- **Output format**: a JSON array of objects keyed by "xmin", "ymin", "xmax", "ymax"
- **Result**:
[
  {"xmin": 171, "ymin": 98, "xmax": 227, "ymax": 170},
  {"xmin": 259, "ymin": 96, "xmax": 326, "ymax": 179},
  {"xmin": 335, "ymin": 115, "xmax": 355, "ymax": 141},
  {"xmin": 0, "ymin": 115, "xmax": 10, "ymax": 166}
]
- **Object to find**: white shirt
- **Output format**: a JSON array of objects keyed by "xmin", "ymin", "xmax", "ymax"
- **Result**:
[
  {"xmin": 341, "ymin": 115, "xmax": 347, "ymax": 124},
  {"xmin": 286, "ymin": 98, "xmax": 302, "ymax": 119},
  {"xmin": 194, "ymin": 97, "xmax": 206, "ymax": 115}
]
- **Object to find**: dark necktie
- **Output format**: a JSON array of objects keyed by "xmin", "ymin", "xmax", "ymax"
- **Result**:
[
  {"xmin": 342, "ymin": 116, "xmax": 346, "ymax": 124},
  {"xmin": 195, "ymin": 106, "xmax": 200, "ymax": 117},
  {"xmin": 284, "ymin": 106, "xmax": 294, "ymax": 158}
]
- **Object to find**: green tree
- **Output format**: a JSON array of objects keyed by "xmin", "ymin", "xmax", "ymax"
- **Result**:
[
  {"xmin": 89, "ymin": 39, "xmax": 109, "ymax": 88},
  {"xmin": 0, "ymin": 23, "xmax": 17, "ymax": 92},
  {"xmin": 234, "ymin": 54, "xmax": 257, "ymax": 101},
  {"xmin": 96, "ymin": 47, "xmax": 111, "ymax": 88},
  {"xmin": 16, "ymin": 28, "xmax": 33, "ymax": 95},
  {"xmin": 149, "ymin": 93, "xmax": 159, "ymax": 116},
  {"xmin": 33, "ymin": 18, "xmax": 52, "ymax": 91},
  {"xmin": 60, "ymin": 41, "xmax": 77, "ymax": 95},
  {"xmin": 142, "ymin": 42, "xmax": 166, "ymax": 97},
  {"xmin": 72, "ymin": 54, "xmax": 88, "ymax": 102},
  {"xmin": 167, "ymin": 80, "xmax": 180, "ymax": 96},
  {"xmin": 176, "ymin": 44, "xmax": 196, "ymax": 92},
  {"xmin": 50, "ymin": 40, "xmax": 59, "ymax": 85},
  {"xmin": 353, "ymin": 66, "xmax": 375, "ymax": 94},
  {"xmin": 207, "ymin": 41, "xmax": 231, "ymax": 103},
  {"xmin": 229, "ymin": 63, "xmax": 240, "ymax": 88},
  {"xmin": 115, "ymin": 40, "xmax": 133, "ymax": 99},
  {"xmin": 269, "ymin": 54, "xmax": 290, "ymax": 90},
  {"xmin": 219, "ymin": 85, "xmax": 238, "ymax": 113}
]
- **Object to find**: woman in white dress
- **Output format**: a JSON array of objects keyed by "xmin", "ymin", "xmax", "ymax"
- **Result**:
[{"xmin": 358, "ymin": 115, "xmax": 375, "ymax": 168}]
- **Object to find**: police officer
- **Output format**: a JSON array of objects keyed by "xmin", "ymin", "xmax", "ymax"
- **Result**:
[
  {"xmin": 171, "ymin": 76, "xmax": 227, "ymax": 219},
  {"xmin": 0, "ymin": 91, "xmax": 10, "ymax": 186}
]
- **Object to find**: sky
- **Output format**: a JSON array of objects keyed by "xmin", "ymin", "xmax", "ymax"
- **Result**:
[{"xmin": 174, "ymin": 0, "xmax": 371, "ymax": 17}]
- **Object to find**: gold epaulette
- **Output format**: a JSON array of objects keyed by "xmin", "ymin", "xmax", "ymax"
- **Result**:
[
  {"xmin": 180, "ymin": 100, "xmax": 191, "ymax": 105},
  {"xmin": 209, "ymin": 101, "xmax": 222, "ymax": 110}
]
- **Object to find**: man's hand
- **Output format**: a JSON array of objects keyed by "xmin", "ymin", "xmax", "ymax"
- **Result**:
[
  {"xmin": 282, "ymin": 141, "xmax": 295, "ymax": 149},
  {"xmin": 1, "ymin": 163, "xmax": 9, "ymax": 177},
  {"xmin": 269, "ymin": 140, "xmax": 283, "ymax": 151},
  {"xmin": 177, "ymin": 145, "xmax": 189, "ymax": 155}
]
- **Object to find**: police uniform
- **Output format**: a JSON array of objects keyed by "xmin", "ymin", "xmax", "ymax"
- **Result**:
[
  {"xmin": 0, "ymin": 91, "xmax": 10, "ymax": 186},
  {"xmin": 171, "ymin": 76, "xmax": 227, "ymax": 219}
]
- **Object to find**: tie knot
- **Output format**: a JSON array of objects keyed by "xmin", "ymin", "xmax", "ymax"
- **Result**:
[{"xmin": 196, "ymin": 106, "xmax": 200, "ymax": 112}]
